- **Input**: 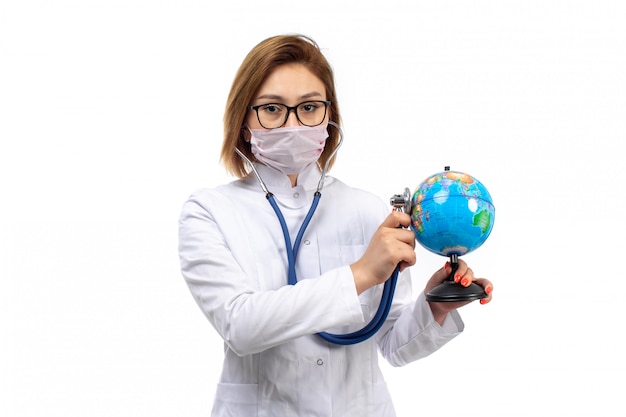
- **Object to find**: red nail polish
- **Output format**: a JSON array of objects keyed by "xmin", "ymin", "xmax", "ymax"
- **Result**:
[
  {"xmin": 461, "ymin": 278, "xmax": 469, "ymax": 287},
  {"xmin": 454, "ymin": 274, "xmax": 461, "ymax": 283}
]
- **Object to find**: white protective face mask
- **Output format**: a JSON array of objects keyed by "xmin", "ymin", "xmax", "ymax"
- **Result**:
[{"xmin": 249, "ymin": 124, "xmax": 329, "ymax": 175}]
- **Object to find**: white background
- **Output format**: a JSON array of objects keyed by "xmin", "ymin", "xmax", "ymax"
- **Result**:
[{"xmin": 2, "ymin": 1, "xmax": 625, "ymax": 416}]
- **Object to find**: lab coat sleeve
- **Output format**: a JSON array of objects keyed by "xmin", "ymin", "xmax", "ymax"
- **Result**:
[
  {"xmin": 334, "ymin": 186, "xmax": 464, "ymax": 366},
  {"xmin": 375, "ymin": 268, "xmax": 465, "ymax": 367},
  {"xmin": 178, "ymin": 189, "xmax": 365, "ymax": 356}
]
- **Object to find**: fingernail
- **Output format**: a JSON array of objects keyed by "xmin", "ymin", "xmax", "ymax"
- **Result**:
[
  {"xmin": 480, "ymin": 298, "xmax": 488, "ymax": 305},
  {"xmin": 461, "ymin": 278, "xmax": 470, "ymax": 287},
  {"xmin": 454, "ymin": 274, "xmax": 461, "ymax": 283},
  {"xmin": 486, "ymin": 286, "xmax": 493, "ymax": 294}
]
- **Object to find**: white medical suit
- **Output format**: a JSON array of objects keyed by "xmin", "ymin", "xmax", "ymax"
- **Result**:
[{"xmin": 178, "ymin": 163, "xmax": 464, "ymax": 417}]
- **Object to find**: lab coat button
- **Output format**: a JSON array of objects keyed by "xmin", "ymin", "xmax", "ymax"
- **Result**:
[
  {"xmin": 304, "ymin": 240, "xmax": 310, "ymax": 245},
  {"xmin": 293, "ymin": 192, "xmax": 300, "ymax": 198},
  {"xmin": 317, "ymin": 359, "xmax": 324, "ymax": 366}
]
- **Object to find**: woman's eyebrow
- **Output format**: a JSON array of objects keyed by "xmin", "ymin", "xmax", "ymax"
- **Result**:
[{"xmin": 255, "ymin": 92, "xmax": 324, "ymax": 101}]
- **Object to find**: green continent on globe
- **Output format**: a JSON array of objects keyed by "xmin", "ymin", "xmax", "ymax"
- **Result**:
[{"xmin": 472, "ymin": 209, "xmax": 492, "ymax": 234}]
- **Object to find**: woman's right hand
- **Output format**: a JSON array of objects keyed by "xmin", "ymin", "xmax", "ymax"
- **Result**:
[{"xmin": 350, "ymin": 211, "xmax": 416, "ymax": 294}]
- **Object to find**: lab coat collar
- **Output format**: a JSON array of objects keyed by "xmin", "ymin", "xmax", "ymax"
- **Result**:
[
  {"xmin": 243, "ymin": 163, "xmax": 330, "ymax": 209},
  {"xmin": 245, "ymin": 163, "xmax": 325, "ymax": 191}
]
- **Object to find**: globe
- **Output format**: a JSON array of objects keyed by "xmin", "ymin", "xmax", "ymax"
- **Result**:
[{"xmin": 410, "ymin": 169, "xmax": 495, "ymax": 257}]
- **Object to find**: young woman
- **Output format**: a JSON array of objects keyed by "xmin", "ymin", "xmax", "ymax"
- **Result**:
[{"xmin": 178, "ymin": 34, "xmax": 493, "ymax": 417}]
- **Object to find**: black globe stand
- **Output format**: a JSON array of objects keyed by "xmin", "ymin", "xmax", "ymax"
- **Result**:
[{"xmin": 425, "ymin": 253, "xmax": 488, "ymax": 302}]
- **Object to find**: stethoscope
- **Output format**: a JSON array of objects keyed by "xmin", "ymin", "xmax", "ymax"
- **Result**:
[{"xmin": 236, "ymin": 121, "xmax": 402, "ymax": 345}]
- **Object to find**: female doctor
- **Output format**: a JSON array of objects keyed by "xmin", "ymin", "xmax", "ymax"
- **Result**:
[{"xmin": 178, "ymin": 34, "xmax": 494, "ymax": 417}]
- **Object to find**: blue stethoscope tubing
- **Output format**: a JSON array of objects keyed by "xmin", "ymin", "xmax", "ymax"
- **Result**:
[
  {"xmin": 267, "ymin": 192, "xmax": 400, "ymax": 345},
  {"xmin": 236, "ymin": 121, "xmax": 400, "ymax": 345}
]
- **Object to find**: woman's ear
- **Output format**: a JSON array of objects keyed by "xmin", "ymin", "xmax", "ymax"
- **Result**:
[{"xmin": 240, "ymin": 126, "xmax": 251, "ymax": 143}]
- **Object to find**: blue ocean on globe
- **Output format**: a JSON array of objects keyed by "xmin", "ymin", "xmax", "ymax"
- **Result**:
[{"xmin": 410, "ymin": 170, "xmax": 495, "ymax": 257}]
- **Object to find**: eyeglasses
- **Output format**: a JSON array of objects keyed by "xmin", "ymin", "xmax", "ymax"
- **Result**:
[{"xmin": 248, "ymin": 100, "xmax": 331, "ymax": 129}]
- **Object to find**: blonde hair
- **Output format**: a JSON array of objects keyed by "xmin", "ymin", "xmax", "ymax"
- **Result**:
[{"xmin": 220, "ymin": 34, "xmax": 342, "ymax": 178}]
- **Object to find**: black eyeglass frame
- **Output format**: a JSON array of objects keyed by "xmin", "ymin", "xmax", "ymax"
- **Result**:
[{"xmin": 248, "ymin": 100, "xmax": 331, "ymax": 129}]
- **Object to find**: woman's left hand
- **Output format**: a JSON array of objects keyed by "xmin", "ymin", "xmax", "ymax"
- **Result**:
[{"xmin": 424, "ymin": 259, "xmax": 493, "ymax": 325}]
